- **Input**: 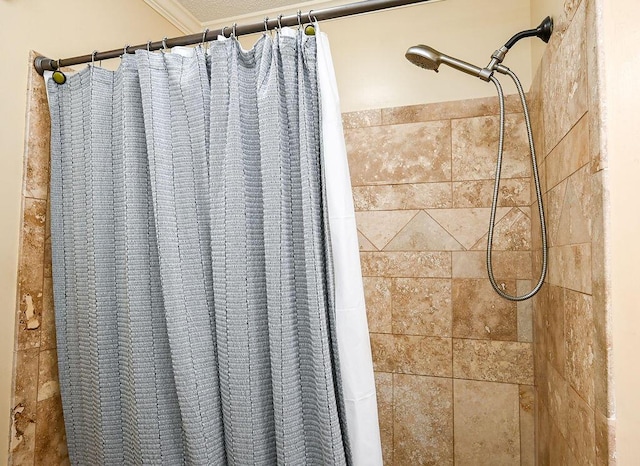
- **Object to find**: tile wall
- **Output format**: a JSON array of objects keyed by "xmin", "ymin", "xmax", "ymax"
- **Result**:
[
  {"xmin": 528, "ymin": 0, "xmax": 614, "ymax": 464},
  {"xmin": 344, "ymin": 94, "xmax": 537, "ymax": 465},
  {"xmin": 10, "ymin": 52, "xmax": 69, "ymax": 465}
]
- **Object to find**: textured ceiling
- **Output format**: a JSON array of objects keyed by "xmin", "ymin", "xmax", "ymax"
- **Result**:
[{"xmin": 176, "ymin": 0, "xmax": 317, "ymax": 22}]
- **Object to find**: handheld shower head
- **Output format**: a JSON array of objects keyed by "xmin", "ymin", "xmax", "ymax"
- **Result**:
[
  {"xmin": 405, "ymin": 45, "xmax": 442, "ymax": 71},
  {"xmin": 406, "ymin": 17, "xmax": 554, "ymax": 81},
  {"xmin": 405, "ymin": 45, "xmax": 491, "ymax": 80}
]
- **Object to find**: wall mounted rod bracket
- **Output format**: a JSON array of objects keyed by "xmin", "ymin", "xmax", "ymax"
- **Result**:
[{"xmin": 33, "ymin": 0, "xmax": 438, "ymax": 75}]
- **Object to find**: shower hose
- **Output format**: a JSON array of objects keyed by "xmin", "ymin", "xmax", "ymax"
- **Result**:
[{"xmin": 487, "ymin": 68, "xmax": 548, "ymax": 301}]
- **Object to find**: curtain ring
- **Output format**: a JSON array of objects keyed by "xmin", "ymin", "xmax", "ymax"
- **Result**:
[
  {"xmin": 297, "ymin": 10, "xmax": 302, "ymax": 28},
  {"xmin": 264, "ymin": 17, "xmax": 269, "ymax": 35},
  {"xmin": 277, "ymin": 14, "xmax": 283, "ymax": 30},
  {"xmin": 201, "ymin": 28, "xmax": 209, "ymax": 47},
  {"xmin": 91, "ymin": 50, "xmax": 98, "ymax": 67},
  {"xmin": 162, "ymin": 37, "xmax": 168, "ymax": 51},
  {"xmin": 221, "ymin": 26, "xmax": 228, "ymax": 38},
  {"xmin": 146, "ymin": 40, "xmax": 152, "ymax": 52},
  {"xmin": 123, "ymin": 44, "xmax": 130, "ymax": 57},
  {"xmin": 232, "ymin": 22, "xmax": 237, "ymax": 38},
  {"xmin": 308, "ymin": 10, "xmax": 317, "ymax": 23}
]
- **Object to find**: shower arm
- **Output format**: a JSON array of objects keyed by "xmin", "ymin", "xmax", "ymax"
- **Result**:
[{"xmin": 476, "ymin": 16, "xmax": 555, "ymax": 82}]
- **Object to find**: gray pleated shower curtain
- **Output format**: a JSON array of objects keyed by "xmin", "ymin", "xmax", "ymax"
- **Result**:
[{"xmin": 47, "ymin": 31, "xmax": 351, "ymax": 465}]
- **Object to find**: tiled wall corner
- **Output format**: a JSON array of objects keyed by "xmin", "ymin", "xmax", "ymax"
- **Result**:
[
  {"xmin": 345, "ymin": 93, "xmax": 535, "ymax": 465},
  {"xmin": 10, "ymin": 51, "xmax": 69, "ymax": 466},
  {"xmin": 529, "ymin": 0, "xmax": 612, "ymax": 464}
]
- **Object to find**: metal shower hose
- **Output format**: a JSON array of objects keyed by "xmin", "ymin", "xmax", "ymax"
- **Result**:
[{"xmin": 487, "ymin": 68, "xmax": 547, "ymax": 301}]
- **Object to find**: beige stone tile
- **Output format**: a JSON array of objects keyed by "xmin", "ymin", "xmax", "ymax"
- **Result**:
[
  {"xmin": 595, "ymin": 410, "xmax": 615, "ymax": 466},
  {"xmin": 44, "ymin": 236, "xmax": 52, "ymax": 278},
  {"xmin": 545, "ymin": 179, "xmax": 567, "ymax": 248},
  {"xmin": 34, "ymin": 393, "xmax": 69, "ymax": 466},
  {"xmin": 452, "ymin": 339, "xmax": 533, "ymax": 385},
  {"xmin": 452, "ymin": 178, "xmax": 531, "ymax": 208},
  {"xmin": 567, "ymin": 385, "xmax": 596, "ymax": 466},
  {"xmin": 37, "ymin": 349, "xmax": 60, "ymax": 402},
  {"xmin": 360, "ymin": 251, "xmax": 450, "ymax": 278},
  {"xmin": 352, "ymin": 182, "xmax": 452, "ymax": 211},
  {"xmin": 452, "ymin": 250, "xmax": 532, "ymax": 280},
  {"xmin": 555, "ymin": 164, "xmax": 593, "ymax": 247},
  {"xmin": 547, "ymin": 362, "xmax": 569, "ymax": 439},
  {"xmin": 10, "ymin": 349, "xmax": 39, "ymax": 464},
  {"xmin": 391, "ymin": 278, "xmax": 451, "ymax": 337},
  {"xmin": 533, "ymin": 286, "xmax": 549, "ymax": 400},
  {"xmin": 529, "ymin": 59, "xmax": 546, "ymax": 161},
  {"xmin": 453, "ymin": 379, "xmax": 520, "ymax": 466},
  {"xmin": 373, "ymin": 372, "xmax": 393, "ymax": 466},
  {"xmin": 547, "ymin": 284, "xmax": 566, "ymax": 376},
  {"xmin": 24, "ymin": 52, "xmax": 52, "ymax": 201},
  {"xmin": 590, "ymin": 171, "xmax": 612, "ymax": 416},
  {"xmin": 520, "ymin": 385, "xmax": 535, "ymax": 466},
  {"xmin": 565, "ymin": 289, "xmax": 595, "ymax": 407},
  {"xmin": 427, "ymin": 207, "xmax": 510, "ymax": 250},
  {"xmin": 41, "ymin": 277, "xmax": 58, "ymax": 351},
  {"xmin": 363, "ymin": 277, "xmax": 392, "ymax": 334},
  {"xmin": 342, "ymin": 109, "xmax": 382, "ymax": 129},
  {"xmin": 585, "ymin": 0, "xmax": 604, "ymax": 167},
  {"xmin": 394, "ymin": 335, "xmax": 452, "ymax": 377},
  {"xmin": 17, "ymin": 198, "xmax": 47, "ymax": 350},
  {"xmin": 370, "ymin": 333, "xmax": 394, "ymax": 373},
  {"xmin": 370, "ymin": 333, "xmax": 452, "ymax": 377},
  {"xmin": 549, "ymin": 420, "xmax": 579, "ymax": 466},
  {"xmin": 546, "ymin": 114, "xmax": 590, "ymax": 190},
  {"xmin": 381, "ymin": 94, "xmax": 523, "ymax": 125},
  {"xmin": 517, "ymin": 280, "xmax": 533, "ymax": 342},
  {"xmin": 394, "ymin": 374, "xmax": 453, "ymax": 465},
  {"xmin": 536, "ymin": 401, "xmax": 550, "ymax": 466},
  {"xmin": 531, "ymin": 198, "xmax": 542, "ymax": 253},
  {"xmin": 543, "ymin": 0, "xmax": 588, "ymax": 153},
  {"xmin": 355, "ymin": 210, "xmax": 418, "ymax": 250},
  {"xmin": 548, "ymin": 243, "xmax": 593, "ymax": 294},
  {"xmin": 345, "ymin": 120, "xmax": 451, "ymax": 186},
  {"xmin": 357, "ymin": 231, "xmax": 377, "ymax": 251},
  {"xmin": 471, "ymin": 207, "xmax": 531, "ymax": 251},
  {"xmin": 385, "ymin": 211, "xmax": 463, "ymax": 251},
  {"xmin": 452, "ymin": 279, "xmax": 517, "ymax": 341},
  {"xmin": 452, "ymin": 113, "xmax": 531, "ymax": 181}
]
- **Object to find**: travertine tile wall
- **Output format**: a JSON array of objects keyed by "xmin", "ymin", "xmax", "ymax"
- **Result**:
[
  {"xmin": 529, "ymin": 0, "xmax": 613, "ymax": 464},
  {"xmin": 344, "ymin": 94, "xmax": 537, "ymax": 465},
  {"xmin": 10, "ymin": 52, "xmax": 69, "ymax": 465}
]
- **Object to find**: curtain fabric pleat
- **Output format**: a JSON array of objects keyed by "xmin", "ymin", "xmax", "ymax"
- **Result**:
[{"xmin": 48, "ymin": 31, "xmax": 350, "ymax": 465}]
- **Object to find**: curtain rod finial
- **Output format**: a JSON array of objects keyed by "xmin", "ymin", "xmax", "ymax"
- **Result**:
[{"xmin": 34, "ymin": 56, "xmax": 57, "ymax": 76}]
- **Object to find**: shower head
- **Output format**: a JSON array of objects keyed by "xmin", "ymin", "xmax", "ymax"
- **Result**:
[
  {"xmin": 406, "ymin": 17, "xmax": 554, "ymax": 82},
  {"xmin": 405, "ymin": 45, "xmax": 491, "ymax": 80}
]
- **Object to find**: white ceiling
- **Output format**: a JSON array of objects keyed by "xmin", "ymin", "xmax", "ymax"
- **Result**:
[{"xmin": 144, "ymin": 0, "xmax": 354, "ymax": 33}]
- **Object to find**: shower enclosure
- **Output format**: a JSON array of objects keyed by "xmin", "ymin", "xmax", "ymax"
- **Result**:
[{"xmin": 9, "ymin": 0, "xmax": 611, "ymax": 464}]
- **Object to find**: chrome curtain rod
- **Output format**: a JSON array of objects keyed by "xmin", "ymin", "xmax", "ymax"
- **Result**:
[{"xmin": 34, "ymin": 0, "xmax": 435, "ymax": 75}]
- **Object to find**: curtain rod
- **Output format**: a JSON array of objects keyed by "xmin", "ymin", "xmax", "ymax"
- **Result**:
[{"xmin": 34, "ymin": 0, "xmax": 435, "ymax": 75}]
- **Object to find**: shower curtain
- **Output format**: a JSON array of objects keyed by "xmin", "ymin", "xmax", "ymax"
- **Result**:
[{"xmin": 46, "ymin": 27, "xmax": 381, "ymax": 465}]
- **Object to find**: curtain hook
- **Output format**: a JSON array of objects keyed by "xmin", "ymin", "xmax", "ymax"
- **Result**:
[
  {"xmin": 264, "ymin": 17, "xmax": 269, "ymax": 35},
  {"xmin": 297, "ymin": 10, "xmax": 302, "ymax": 28},
  {"xmin": 232, "ymin": 22, "xmax": 237, "ymax": 38},
  {"xmin": 162, "ymin": 37, "xmax": 168, "ymax": 52},
  {"xmin": 221, "ymin": 26, "xmax": 228, "ymax": 38},
  {"xmin": 122, "ymin": 44, "xmax": 130, "ymax": 57},
  {"xmin": 146, "ymin": 40, "xmax": 152, "ymax": 52},
  {"xmin": 91, "ymin": 50, "xmax": 98, "ymax": 67},
  {"xmin": 277, "ymin": 14, "xmax": 283, "ymax": 30},
  {"xmin": 201, "ymin": 28, "xmax": 209, "ymax": 47}
]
